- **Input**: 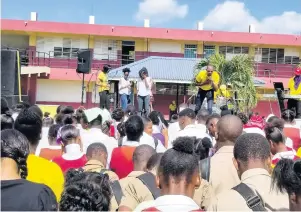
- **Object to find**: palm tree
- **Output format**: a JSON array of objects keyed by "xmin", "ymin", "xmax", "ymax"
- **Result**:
[{"xmin": 192, "ymin": 53, "xmax": 257, "ymax": 112}]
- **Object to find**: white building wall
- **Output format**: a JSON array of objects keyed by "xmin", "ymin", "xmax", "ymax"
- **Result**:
[
  {"xmin": 36, "ymin": 79, "xmax": 86, "ymax": 103},
  {"xmin": 285, "ymin": 48, "xmax": 300, "ymax": 57},
  {"xmin": 35, "ymin": 36, "xmax": 89, "ymax": 57},
  {"xmin": 149, "ymin": 41, "xmax": 181, "ymax": 53}
]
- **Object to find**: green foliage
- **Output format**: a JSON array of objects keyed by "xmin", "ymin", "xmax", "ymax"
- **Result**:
[{"xmin": 193, "ymin": 53, "xmax": 257, "ymax": 112}]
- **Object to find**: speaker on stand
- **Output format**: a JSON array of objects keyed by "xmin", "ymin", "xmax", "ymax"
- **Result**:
[{"xmin": 76, "ymin": 50, "xmax": 92, "ymax": 106}]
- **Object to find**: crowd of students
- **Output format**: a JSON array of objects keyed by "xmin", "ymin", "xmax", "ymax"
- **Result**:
[{"xmin": 1, "ymin": 96, "xmax": 301, "ymax": 211}]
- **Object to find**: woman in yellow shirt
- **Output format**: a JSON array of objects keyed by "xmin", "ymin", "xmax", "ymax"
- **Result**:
[
  {"xmin": 194, "ymin": 65, "xmax": 220, "ymax": 114},
  {"xmin": 14, "ymin": 107, "xmax": 64, "ymax": 202}
]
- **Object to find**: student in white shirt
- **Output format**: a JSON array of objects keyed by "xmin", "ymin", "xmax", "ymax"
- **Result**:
[
  {"xmin": 80, "ymin": 109, "xmax": 117, "ymax": 167},
  {"xmin": 137, "ymin": 67, "xmax": 152, "ymax": 116},
  {"xmin": 135, "ymin": 137, "xmax": 202, "ymax": 212},
  {"xmin": 119, "ymin": 68, "xmax": 132, "ymax": 111},
  {"xmin": 172, "ymin": 108, "xmax": 211, "ymax": 148}
]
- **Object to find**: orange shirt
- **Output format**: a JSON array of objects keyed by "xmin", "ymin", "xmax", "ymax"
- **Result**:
[{"xmin": 39, "ymin": 148, "xmax": 62, "ymax": 161}]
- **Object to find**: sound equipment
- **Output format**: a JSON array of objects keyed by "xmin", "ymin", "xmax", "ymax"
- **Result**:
[
  {"xmin": 1, "ymin": 50, "xmax": 20, "ymax": 96},
  {"xmin": 76, "ymin": 50, "xmax": 92, "ymax": 74}
]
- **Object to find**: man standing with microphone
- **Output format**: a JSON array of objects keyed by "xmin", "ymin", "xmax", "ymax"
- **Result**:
[
  {"xmin": 96, "ymin": 64, "xmax": 111, "ymax": 110},
  {"xmin": 194, "ymin": 65, "xmax": 220, "ymax": 114}
]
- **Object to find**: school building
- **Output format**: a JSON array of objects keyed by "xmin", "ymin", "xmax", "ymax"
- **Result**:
[{"xmin": 1, "ymin": 12, "xmax": 301, "ymax": 116}]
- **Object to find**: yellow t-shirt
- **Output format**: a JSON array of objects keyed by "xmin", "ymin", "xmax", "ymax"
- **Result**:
[
  {"xmin": 288, "ymin": 77, "xmax": 301, "ymax": 95},
  {"xmin": 169, "ymin": 103, "xmax": 176, "ymax": 111},
  {"xmin": 26, "ymin": 154, "xmax": 64, "ymax": 202},
  {"xmin": 195, "ymin": 70, "xmax": 220, "ymax": 91},
  {"xmin": 97, "ymin": 72, "xmax": 109, "ymax": 92}
]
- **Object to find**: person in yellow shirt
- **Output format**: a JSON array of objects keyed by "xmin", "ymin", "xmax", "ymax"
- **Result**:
[
  {"xmin": 169, "ymin": 100, "xmax": 177, "ymax": 121},
  {"xmin": 14, "ymin": 107, "xmax": 64, "ymax": 202},
  {"xmin": 97, "ymin": 65, "xmax": 111, "ymax": 110},
  {"xmin": 288, "ymin": 67, "xmax": 301, "ymax": 118},
  {"xmin": 195, "ymin": 65, "xmax": 220, "ymax": 114}
]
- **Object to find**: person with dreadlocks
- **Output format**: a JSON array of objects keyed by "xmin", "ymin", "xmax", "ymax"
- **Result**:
[
  {"xmin": 288, "ymin": 67, "xmax": 301, "ymax": 118},
  {"xmin": 97, "ymin": 64, "xmax": 112, "ymax": 110}
]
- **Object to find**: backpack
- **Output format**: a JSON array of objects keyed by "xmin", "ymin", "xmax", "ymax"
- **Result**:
[
  {"xmin": 199, "ymin": 157, "xmax": 211, "ymax": 181},
  {"xmin": 142, "ymin": 207, "xmax": 203, "ymax": 212},
  {"xmin": 232, "ymin": 183, "xmax": 267, "ymax": 211},
  {"xmin": 100, "ymin": 169, "xmax": 123, "ymax": 205},
  {"xmin": 136, "ymin": 172, "xmax": 160, "ymax": 199}
]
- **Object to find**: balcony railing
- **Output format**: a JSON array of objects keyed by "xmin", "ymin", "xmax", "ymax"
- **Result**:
[{"xmin": 2, "ymin": 47, "xmax": 299, "ymax": 78}]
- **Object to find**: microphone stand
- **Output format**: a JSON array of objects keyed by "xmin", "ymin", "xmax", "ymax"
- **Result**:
[
  {"xmin": 87, "ymin": 71, "xmax": 95, "ymax": 109},
  {"xmin": 94, "ymin": 66, "xmax": 101, "ymax": 108}
]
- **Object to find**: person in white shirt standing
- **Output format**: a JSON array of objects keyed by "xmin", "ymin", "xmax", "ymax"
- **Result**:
[
  {"xmin": 119, "ymin": 68, "xmax": 132, "ymax": 111},
  {"xmin": 137, "ymin": 67, "xmax": 153, "ymax": 117}
]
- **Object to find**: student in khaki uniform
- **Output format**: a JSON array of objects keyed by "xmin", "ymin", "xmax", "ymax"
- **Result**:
[
  {"xmin": 136, "ymin": 137, "xmax": 208, "ymax": 211},
  {"xmin": 82, "ymin": 143, "xmax": 119, "ymax": 212},
  {"xmin": 119, "ymin": 144, "xmax": 156, "ymax": 191},
  {"xmin": 208, "ymin": 133, "xmax": 289, "ymax": 211},
  {"xmin": 119, "ymin": 140, "xmax": 214, "ymax": 211},
  {"xmin": 82, "ymin": 143, "xmax": 119, "ymax": 182},
  {"xmin": 118, "ymin": 153, "xmax": 162, "ymax": 211},
  {"xmin": 209, "ymin": 115, "xmax": 242, "ymax": 195},
  {"xmin": 272, "ymin": 158, "xmax": 301, "ymax": 211}
]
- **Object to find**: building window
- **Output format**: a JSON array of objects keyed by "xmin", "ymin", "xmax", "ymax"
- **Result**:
[
  {"xmin": 285, "ymin": 56, "xmax": 300, "ymax": 65},
  {"xmin": 204, "ymin": 45, "xmax": 215, "ymax": 58},
  {"xmin": 94, "ymin": 39, "xmax": 118, "ymax": 60},
  {"xmin": 261, "ymin": 48, "xmax": 285, "ymax": 64},
  {"xmin": 219, "ymin": 46, "xmax": 249, "ymax": 60},
  {"xmin": 53, "ymin": 38, "xmax": 84, "ymax": 58},
  {"xmin": 184, "ymin": 44, "xmax": 197, "ymax": 58}
]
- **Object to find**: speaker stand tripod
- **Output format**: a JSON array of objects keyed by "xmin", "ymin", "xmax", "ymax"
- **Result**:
[{"xmin": 80, "ymin": 73, "xmax": 85, "ymax": 106}]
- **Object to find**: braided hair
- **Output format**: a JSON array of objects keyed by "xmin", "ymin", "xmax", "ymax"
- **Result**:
[
  {"xmin": 1, "ymin": 129, "xmax": 29, "ymax": 179},
  {"xmin": 60, "ymin": 169, "xmax": 112, "ymax": 211}
]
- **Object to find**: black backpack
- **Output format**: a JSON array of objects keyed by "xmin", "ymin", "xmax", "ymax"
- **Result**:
[
  {"xmin": 199, "ymin": 157, "xmax": 211, "ymax": 181},
  {"xmin": 136, "ymin": 172, "xmax": 160, "ymax": 199},
  {"xmin": 232, "ymin": 183, "xmax": 267, "ymax": 211},
  {"xmin": 100, "ymin": 169, "xmax": 123, "ymax": 205}
]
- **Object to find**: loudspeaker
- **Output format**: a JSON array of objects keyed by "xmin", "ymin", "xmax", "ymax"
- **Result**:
[
  {"xmin": 76, "ymin": 50, "xmax": 92, "ymax": 74},
  {"xmin": 1, "ymin": 50, "xmax": 20, "ymax": 96}
]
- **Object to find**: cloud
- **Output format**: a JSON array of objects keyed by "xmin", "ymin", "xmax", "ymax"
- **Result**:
[
  {"xmin": 202, "ymin": 1, "xmax": 301, "ymax": 34},
  {"xmin": 135, "ymin": 0, "xmax": 188, "ymax": 24}
]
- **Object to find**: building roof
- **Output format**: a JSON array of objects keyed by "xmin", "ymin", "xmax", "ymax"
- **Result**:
[
  {"xmin": 108, "ymin": 56, "xmax": 265, "ymax": 86},
  {"xmin": 1, "ymin": 19, "xmax": 300, "ymax": 46}
]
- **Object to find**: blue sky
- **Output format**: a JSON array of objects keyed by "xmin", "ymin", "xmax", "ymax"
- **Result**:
[{"xmin": 2, "ymin": 0, "xmax": 301, "ymax": 34}]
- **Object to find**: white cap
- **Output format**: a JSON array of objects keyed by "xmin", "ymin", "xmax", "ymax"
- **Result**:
[
  {"xmin": 89, "ymin": 16, "xmax": 95, "ymax": 24},
  {"xmin": 30, "ymin": 12, "xmax": 38, "ymax": 21}
]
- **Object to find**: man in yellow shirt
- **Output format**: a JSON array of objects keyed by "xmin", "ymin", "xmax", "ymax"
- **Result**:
[
  {"xmin": 169, "ymin": 100, "xmax": 177, "ymax": 120},
  {"xmin": 195, "ymin": 65, "xmax": 220, "ymax": 114},
  {"xmin": 288, "ymin": 67, "xmax": 301, "ymax": 118},
  {"xmin": 97, "ymin": 65, "xmax": 111, "ymax": 110}
]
